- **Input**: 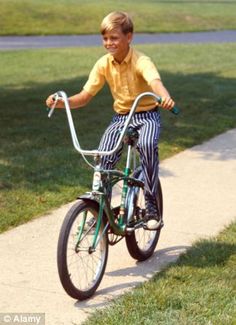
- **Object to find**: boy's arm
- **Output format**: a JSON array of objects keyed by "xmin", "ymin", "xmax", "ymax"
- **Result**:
[
  {"xmin": 46, "ymin": 89, "xmax": 93, "ymax": 109},
  {"xmin": 150, "ymin": 79, "xmax": 175, "ymax": 110}
]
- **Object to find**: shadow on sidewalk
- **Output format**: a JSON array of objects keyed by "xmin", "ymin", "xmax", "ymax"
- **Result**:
[
  {"xmin": 106, "ymin": 245, "xmax": 189, "ymax": 278},
  {"xmin": 73, "ymin": 245, "xmax": 189, "ymax": 310},
  {"xmin": 74, "ymin": 229, "xmax": 236, "ymax": 309}
]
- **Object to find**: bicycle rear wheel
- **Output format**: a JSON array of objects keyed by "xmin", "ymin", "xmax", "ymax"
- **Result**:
[
  {"xmin": 57, "ymin": 199, "xmax": 108, "ymax": 300},
  {"xmin": 125, "ymin": 167, "xmax": 163, "ymax": 261}
]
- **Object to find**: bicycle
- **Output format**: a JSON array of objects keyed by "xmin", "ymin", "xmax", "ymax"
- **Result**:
[{"xmin": 48, "ymin": 91, "xmax": 179, "ymax": 300}]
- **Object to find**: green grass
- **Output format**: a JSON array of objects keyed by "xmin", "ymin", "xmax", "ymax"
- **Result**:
[
  {"xmin": 83, "ymin": 221, "xmax": 236, "ymax": 325},
  {"xmin": 1, "ymin": 0, "xmax": 236, "ymax": 35},
  {"xmin": 0, "ymin": 43, "xmax": 236, "ymax": 233}
]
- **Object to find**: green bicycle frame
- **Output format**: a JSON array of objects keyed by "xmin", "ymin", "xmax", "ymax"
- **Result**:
[{"xmin": 80, "ymin": 144, "xmax": 143, "ymax": 250}]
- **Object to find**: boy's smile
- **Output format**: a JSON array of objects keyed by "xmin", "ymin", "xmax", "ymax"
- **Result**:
[{"xmin": 102, "ymin": 28, "xmax": 133, "ymax": 63}]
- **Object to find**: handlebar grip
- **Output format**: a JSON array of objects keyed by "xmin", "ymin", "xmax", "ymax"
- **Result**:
[
  {"xmin": 171, "ymin": 106, "xmax": 180, "ymax": 115},
  {"xmin": 157, "ymin": 97, "xmax": 180, "ymax": 115}
]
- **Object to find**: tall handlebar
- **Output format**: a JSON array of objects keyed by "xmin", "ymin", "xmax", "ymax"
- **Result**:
[{"xmin": 48, "ymin": 91, "xmax": 179, "ymax": 157}]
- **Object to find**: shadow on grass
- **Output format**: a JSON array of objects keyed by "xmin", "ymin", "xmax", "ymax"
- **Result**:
[{"xmin": 176, "ymin": 238, "xmax": 236, "ymax": 268}]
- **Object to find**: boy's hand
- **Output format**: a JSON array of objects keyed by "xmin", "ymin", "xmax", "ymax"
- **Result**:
[
  {"xmin": 160, "ymin": 96, "xmax": 175, "ymax": 111},
  {"xmin": 46, "ymin": 94, "xmax": 64, "ymax": 109},
  {"xmin": 150, "ymin": 80, "xmax": 175, "ymax": 111}
]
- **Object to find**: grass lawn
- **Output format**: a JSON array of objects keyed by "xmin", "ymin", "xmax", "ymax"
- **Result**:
[
  {"xmin": 0, "ymin": 0, "xmax": 236, "ymax": 35},
  {"xmin": 83, "ymin": 221, "xmax": 236, "ymax": 325},
  {"xmin": 0, "ymin": 43, "xmax": 236, "ymax": 233}
]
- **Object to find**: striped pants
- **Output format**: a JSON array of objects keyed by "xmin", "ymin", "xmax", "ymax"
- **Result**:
[{"xmin": 99, "ymin": 110, "xmax": 161, "ymax": 197}]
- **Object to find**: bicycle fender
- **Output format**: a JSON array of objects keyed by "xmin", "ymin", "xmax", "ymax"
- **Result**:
[
  {"xmin": 77, "ymin": 194, "xmax": 108, "ymax": 220},
  {"xmin": 77, "ymin": 194, "xmax": 100, "ymax": 205}
]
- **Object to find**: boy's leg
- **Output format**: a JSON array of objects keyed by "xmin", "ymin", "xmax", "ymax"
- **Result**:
[
  {"xmin": 133, "ymin": 111, "xmax": 162, "ymax": 229},
  {"xmin": 134, "ymin": 111, "xmax": 161, "ymax": 197},
  {"xmin": 98, "ymin": 114, "xmax": 125, "ymax": 170}
]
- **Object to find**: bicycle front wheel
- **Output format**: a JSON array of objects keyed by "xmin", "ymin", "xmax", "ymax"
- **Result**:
[
  {"xmin": 125, "ymin": 167, "xmax": 163, "ymax": 261},
  {"xmin": 57, "ymin": 200, "xmax": 108, "ymax": 300}
]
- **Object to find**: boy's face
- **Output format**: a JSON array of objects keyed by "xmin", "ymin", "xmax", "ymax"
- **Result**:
[{"xmin": 102, "ymin": 28, "xmax": 133, "ymax": 63}]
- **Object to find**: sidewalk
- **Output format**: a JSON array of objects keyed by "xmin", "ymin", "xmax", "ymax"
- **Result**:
[{"xmin": 0, "ymin": 129, "xmax": 235, "ymax": 325}]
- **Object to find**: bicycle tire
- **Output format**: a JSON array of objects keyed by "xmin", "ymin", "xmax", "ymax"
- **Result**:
[
  {"xmin": 57, "ymin": 199, "xmax": 108, "ymax": 300},
  {"xmin": 125, "ymin": 167, "xmax": 163, "ymax": 261}
]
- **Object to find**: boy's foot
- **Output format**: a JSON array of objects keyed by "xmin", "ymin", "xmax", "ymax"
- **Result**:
[{"xmin": 143, "ymin": 194, "xmax": 163, "ymax": 230}]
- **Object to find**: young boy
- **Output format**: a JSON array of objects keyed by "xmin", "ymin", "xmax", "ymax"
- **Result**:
[{"xmin": 46, "ymin": 11, "xmax": 175, "ymax": 230}]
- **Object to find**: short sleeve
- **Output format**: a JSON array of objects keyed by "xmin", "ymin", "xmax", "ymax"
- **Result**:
[
  {"xmin": 136, "ymin": 56, "xmax": 161, "ymax": 85},
  {"xmin": 83, "ymin": 60, "xmax": 106, "ymax": 96}
]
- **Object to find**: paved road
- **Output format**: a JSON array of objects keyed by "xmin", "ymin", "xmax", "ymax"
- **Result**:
[
  {"xmin": 0, "ymin": 129, "xmax": 235, "ymax": 325},
  {"xmin": 0, "ymin": 30, "xmax": 236, "ymax": 50}
]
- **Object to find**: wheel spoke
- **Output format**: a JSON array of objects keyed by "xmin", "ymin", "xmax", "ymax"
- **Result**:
[
  {"xmin": 57, "ymin": 200, "xmax": 108, "ymax": 300},
  {"xmin": 125, "ymin": 168, "xmax": 162, "ymax": 261}
]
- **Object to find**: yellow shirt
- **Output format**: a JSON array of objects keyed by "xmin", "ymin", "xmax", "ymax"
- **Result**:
[{"xmin": 83, "ymin": 47, "xmax": 161, "ymax": 114}]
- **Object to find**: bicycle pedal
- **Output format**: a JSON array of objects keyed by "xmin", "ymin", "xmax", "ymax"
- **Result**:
[
  {"xmin": 143, "ymin": 220, "xmax": 164, "ymax": 231},
  {"xmin": 126, "ymin": 226, "xmax": 135, "ymax": 234}
]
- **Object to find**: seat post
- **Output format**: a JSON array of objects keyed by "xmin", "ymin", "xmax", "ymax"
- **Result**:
[{"xmin": 126, "ymin": 144, "xmax": 132, "ymax": 171}]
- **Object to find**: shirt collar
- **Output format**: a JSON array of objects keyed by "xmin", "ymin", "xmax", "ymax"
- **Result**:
[{"xmin": 110, "ymin": 47, "xmax": 133, "ymax": 65}]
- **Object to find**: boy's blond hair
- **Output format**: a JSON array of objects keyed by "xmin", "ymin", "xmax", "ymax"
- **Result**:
[{"xmin": 100, "ymin": 11, "xmax": 133, "ymax": 35}]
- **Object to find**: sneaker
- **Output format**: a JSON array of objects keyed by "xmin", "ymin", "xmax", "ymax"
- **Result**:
[{"xmin": 143, "ymin": 194, "xmax": 162, "ymax": 230}]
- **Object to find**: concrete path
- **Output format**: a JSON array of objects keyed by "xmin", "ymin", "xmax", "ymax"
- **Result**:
[
  {"xmin": 0, "ymin": 30, "xmax": 235, "ymax": 50},
  {"xmin": 0, "ymin": 129, "xmax": 236, "ymax": 325}
]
